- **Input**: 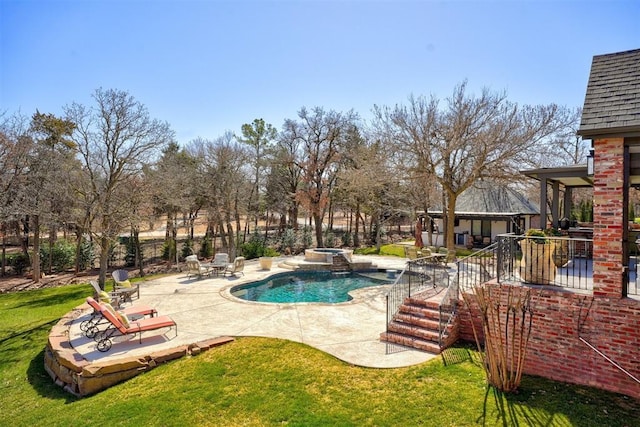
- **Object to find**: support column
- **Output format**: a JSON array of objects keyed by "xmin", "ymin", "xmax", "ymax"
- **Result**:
[
  {"xmin": 540, "ymin": 177, "xmax": 547, "ymax": 229},
  {"xmin": 552, "ymin": 181, "xmax": 560, "ymax": 229},
  {"xmin": 563, "ymin": 187, "xmax": 573, "ymax": 221},
  {"xmin": 592, "ymin": 137, "xmax": 625, "ymax": 298}
]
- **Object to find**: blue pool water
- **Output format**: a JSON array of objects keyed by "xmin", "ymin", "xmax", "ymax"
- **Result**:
[{"xmin": 230, "ymin": 271, "xmax": 391, "ymax": 303}]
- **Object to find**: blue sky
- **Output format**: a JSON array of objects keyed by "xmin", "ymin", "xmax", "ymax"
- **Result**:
[{"xmin": 1, "ymin": 0, "xmax": 639, "ymax": 144}]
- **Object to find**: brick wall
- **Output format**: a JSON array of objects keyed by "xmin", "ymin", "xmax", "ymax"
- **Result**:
[
  {"xmin": 592, "ymin": 137, "xmax": 625, "ymax": 298},
  {"xmin": 458, "ymin": 283, "xmax": 640, "ymax": 399}
]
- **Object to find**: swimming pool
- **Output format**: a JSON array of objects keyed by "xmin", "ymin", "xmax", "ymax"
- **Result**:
[{"xmin": 230, "ymin": 270, "xmax": 392, "ymax": 303}]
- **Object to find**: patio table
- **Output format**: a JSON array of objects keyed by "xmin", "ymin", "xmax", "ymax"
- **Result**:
[{"xmin": 201, "ymin": 263, "xmax": 226, "ymax": 276}]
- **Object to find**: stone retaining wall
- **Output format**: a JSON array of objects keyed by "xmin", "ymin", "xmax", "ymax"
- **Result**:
[{"xmin": 44, "ymin": 302, "xmax": 234, "ymax": 397}]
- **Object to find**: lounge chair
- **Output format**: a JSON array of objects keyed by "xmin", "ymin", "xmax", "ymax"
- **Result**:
[
  {"xmin": 93, "ymin": 300, "xmax": 177, "ymax": 352},
  {"xmin": 80, "ymin": 297, "xmax": 157, "ymax": 339},
  {"xmin": 111, "ymin": 269, "xmax": 140, "ymax": 301},
  {"xmin": 224, "ymin": 256, "xmax": 245, "ymax": 277},
  {"xmin": 185, "ymin": 258, "xmax": 211, "ymax": 279}
]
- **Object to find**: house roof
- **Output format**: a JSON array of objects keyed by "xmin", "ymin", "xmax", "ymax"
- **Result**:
[
  {"xmin": 578, "ymin": 48, "xmax": 640, "ymax": 137},
  {"xmin": 427, "ymin": 181, "xmax": 539, "ymax": 217}
]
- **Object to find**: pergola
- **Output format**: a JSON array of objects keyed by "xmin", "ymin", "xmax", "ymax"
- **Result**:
[{"xmin": 521, "ymin": 164, "xmax": 592, "ymax": 229}]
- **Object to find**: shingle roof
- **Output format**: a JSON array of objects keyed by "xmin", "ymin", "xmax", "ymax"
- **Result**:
[
  {"xmin": 578, "ymin": 48, "xmax": 640, "ymax": 137},
  {"xmin": 428, "ymin": 181, "xmax": 539, "ymax": 216}
]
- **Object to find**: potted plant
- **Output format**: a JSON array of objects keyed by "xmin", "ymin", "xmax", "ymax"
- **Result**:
[
  {"xmin": 545, "ymin": 227, "xmax": 569, "ymax": 268},
  {"xmin": 259, "ymin": 247, "xmax": 279, "ymax": 270},
  {"xmin": 519, "ymin": 229, "xmax": 557, "ymax": 285}
]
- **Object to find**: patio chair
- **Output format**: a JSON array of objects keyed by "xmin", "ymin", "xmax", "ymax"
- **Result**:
[
  {"xmin": 186, "ymin": 258, "xmax": 211, "ymax": 279},
  {"xmin": 404, "ymin": 246, "xmax": 420, "ymax": 260},
  {"xmin": 80, "ymin": 297, "xmax": 157, "ymax": 339},
  {"xmin": 224, "ymin": 256, "xmax": 245, "ymax": 277},
  {"xmin": 209, "ymin": 253, "xmax": 229, "ymax": 276},
  {"xmin": 111, "ymin": 269, "xmax": 140, "ymax": 301},
  {"xmin": 94, "ymin": 300, "xmax": 177, "ymax": 352},
  {"xmin": 89, "ymin": 280, "xmax": 131, "ymax": 308}
]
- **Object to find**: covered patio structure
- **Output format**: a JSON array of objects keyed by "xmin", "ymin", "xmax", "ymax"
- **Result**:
[{"xmin": 520, "ymin": 164, "xmax": 592, "ymax": 230}]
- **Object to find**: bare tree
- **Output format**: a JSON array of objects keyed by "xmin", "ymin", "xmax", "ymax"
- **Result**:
[
  {"xmin": 269, "ymin": 132, "xmax": 303, "ymax": 232},
  {"xmin": 27, "ymin": 112, "xmax": 78, "ymax": 280},
  {"xmin": 280, "ymin": 107, "xmax": 358, "ymax": 247},
  {"xmin": 199, "ymin": 132, "xmax": 250, "ymax": 258},
  {"xmin": 146, "ymin": 142, "xmax": 202, "ymax": 262},
  {"xmin": 336, "ymin": 137, "xmax": 401, "ymax": 250},
  {"xmin": 374, "ymin": 82, "xmax": 572, "ymax": 249},
  {"xmin": 65, "ymin": 88, "xmax": 174, "ymax": 289},
  {"xmin": 0, "ymin": 112, "xmax": 33, "ymax": 276}
]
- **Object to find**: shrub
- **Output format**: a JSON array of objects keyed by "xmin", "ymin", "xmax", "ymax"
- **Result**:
[
  {"xmin": 40, "ymin": 239, "xmax": 75, "ymax": 272},
  {"xmin": 241, "ymin": 233, "xmax": 267, "ymax": 260},
  {"xmin": 262, "ymin": 247, "xmax": 280, "ymax": 257},
  {"xmin": 324, "ymin": 232, "xmax": 336, "ymax": 248},
  {"xmin": 241, "ymin": 232, "xmax": 280, "ymax": 259},
  {"xmin": 9, "ymin": 252, "xmax": 30, "ymax": 275},
  {"xmin": 341, "ymin": 231, "xmax": 352, "ymax": 247},
  {"xmin": 77, "ymin": 238, "xmax": 95, "ymax": 271},
  {"xmin": 199, "ymin": 236, "xmax": 213, "ymax": 258},
  {"xmin": 181, "ymin": 239, "xmax": 194, "ymax": 259},
  {"xmin": 281, "ymin": 228, "xmax": 297, "ymax": 253},
  {"xmin": 524, "ymin": 228, "xmax": 548, "ymax": 244},
  {"xmin": 302, "ymin": 226, "xmax": 313, "ymax": 249},
  {"xmin": 162, "ymin": 240, "xmax": 176, "ymax": 261},
  {"xmin": 120, "ymin": 236, "xmax": 136, "ymax": 267}
]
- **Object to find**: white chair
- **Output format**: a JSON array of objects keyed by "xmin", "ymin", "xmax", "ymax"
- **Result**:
[
  {"xmin": 186, "ymin": 258, "xmax": 211, "ymax": 279},
  {"xmin": 224, "ymin": 256, "xmax": 245, "ymax": 277},
  {"xmin": 209, "ymin": 253, "xmax": 229, "ymax": 276}
]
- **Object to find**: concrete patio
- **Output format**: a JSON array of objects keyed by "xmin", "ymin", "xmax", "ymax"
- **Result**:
[{"xmin": 69, "ymin": 255, "xmax": 437, "ymax": 369}]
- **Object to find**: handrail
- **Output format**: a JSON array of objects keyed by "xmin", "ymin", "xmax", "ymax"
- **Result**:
[
  {"xmin": 385, "ymin": 255, "xmax": 435, "ymax": 329},
  {"xmin": 385, "ymin": 254, "xmax": 452, "ymax": 352}
]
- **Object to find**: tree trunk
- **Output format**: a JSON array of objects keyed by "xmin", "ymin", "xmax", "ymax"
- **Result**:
[
  {"xmin": 98, "ymin": 235, "xmax": 109, "ymax": 291},
  {"xmin": 353, "ymin": 205, "xmax": 360, "ymax": 247},
  {"xmin": 74, "ymin": 229, "xmax": 82, "ymax": 274},
  {"xmin": 48, "ymin": 224, "xmax": 56, "ymax": 275},
  {"xmin": 21, "ymin": 216, "xmax": 29, "ymax": 255},
  {"xmin": 375, "ymin": 213, "xmax": 382, "ymax": 251},
  {"xmin": 1, "ymin": 225, "xmax": 6, "ymax": 277},
  {"xmin": 32, "ymin": 215, "xmax": 40, "ymax": 282},
  {"xmin": 313, "ymin": 213, "xmax": 324, "ymax": 247},
  {"xmin": 445, "ymin": 191, "xmax": 457, "ymax": 250},
  {"xmin": 134, "ymin": 228, "xmax": 144, "ymax": 277}
]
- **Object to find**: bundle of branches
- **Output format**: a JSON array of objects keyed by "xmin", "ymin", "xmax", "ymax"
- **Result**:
[{"xmin": 463, "ymin": 284, "xmax": 536, "ymax": 393}]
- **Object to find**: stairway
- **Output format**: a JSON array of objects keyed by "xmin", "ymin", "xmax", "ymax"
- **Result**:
[
  {"xmin": 380, "ymin": 297, "xmax": 459, "ymax": 354},
  {"xmin": 331, "ymin": 254, "xmax": 351, "ymax": 272}
]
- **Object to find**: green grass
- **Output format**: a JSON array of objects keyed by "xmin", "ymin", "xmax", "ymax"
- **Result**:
[{"xmin": 1, "ymin": 284, "xmax": 639, "ymax": 426}]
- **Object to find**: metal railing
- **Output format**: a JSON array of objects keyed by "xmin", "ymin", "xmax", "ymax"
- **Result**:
[
  {"xmin": 485, "ymin": 234, "xmax": 594, "ymax": 291},
  {"xmin": 385, "ymin": 256, "xmax": 451, "ymax": 325},
  {"xmin": 385, "ymin": 255, "xmax": 453, "ymax": 352}
]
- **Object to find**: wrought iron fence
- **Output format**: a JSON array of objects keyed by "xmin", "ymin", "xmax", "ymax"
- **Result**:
[
  {"xmin": 492, "ymin": 234, "xmax": 593, "ymax": 291},
  {"xmin": 385, "ymin": 255, "xmax": 453, "ymax": 353}
]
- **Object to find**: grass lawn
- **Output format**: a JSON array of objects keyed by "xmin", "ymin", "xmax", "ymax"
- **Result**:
[{"xmin": 1, "ymin": 283, "xmax": 639, "ymax": 426}]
